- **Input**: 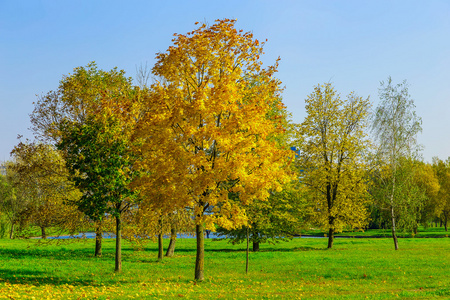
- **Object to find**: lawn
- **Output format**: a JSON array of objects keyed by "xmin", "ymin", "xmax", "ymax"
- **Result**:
[
  {"xmin": 300, "ymin": 225, "xmax": 450, "ymax": 238},
  {"xmin": 0, "ymin": 232, "xmax": 449, "ymax": 299}
]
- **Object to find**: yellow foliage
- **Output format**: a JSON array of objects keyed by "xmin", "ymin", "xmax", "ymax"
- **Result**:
[
  {"xmin": 134, "ymin": 19, "xmax": 292, "ymax": 229},
  {"xmin": 297, "ymin": 83, "xmax": 371, "ymax": 236}
]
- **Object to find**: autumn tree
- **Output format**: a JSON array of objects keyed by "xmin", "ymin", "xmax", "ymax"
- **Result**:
[
  {"xmin": 30, "ymin": 63, "xmax": 143, "ymax": 271},
  {"xmin": 371, "ymin": 77, "xmax": 422, "ymax": 250},
  {"xmin": 0, "ymin": 163, "xmax": 25, "ymax": 239},
  {"xmin": 412, "ymin": 160, "xmax": 440, "ymax": 233},
  {"xmin": 297, "ymin": 83, "xmax": 371, "ymax": 249},
  {"xmin": 432, "ymin": 157, "xmax": 450, "ymax": 231},
  {"xmin": 8, "ymin": 142, "xmax": 82, "ymax": 239},
  {"xmin": 135, "ymin": 19, "xmax": 292, "ymax": 281}
]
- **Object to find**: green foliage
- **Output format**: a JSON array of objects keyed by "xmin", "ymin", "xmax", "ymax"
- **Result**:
[
  {"xmin": 371, "ymin": 77, "xmax": 423, "ymax": 248},
  {"xmin": 215, "ymin": 188, "xmax": 305, "ymax": 246},
  {"xmin": 0, "ymin": 214, "xmax": 8, "ymax": 238},
  {"xmin": 57, "ymin": 116, "xmax": 138, "ymax": 220},
  {"xmin": 371, "ymin": 158, "xmax": 427, "ymax": 231},
  {"xmin": 31, "ymin": 62, "xmax": 144, "ymax": 271},
  {"xmin": 432, "ymin": 157, "xmax": 450, "ymax": 230},
  {"xmin": 2, "ymin": 144, "xmax": 82, "ymax": 239}
]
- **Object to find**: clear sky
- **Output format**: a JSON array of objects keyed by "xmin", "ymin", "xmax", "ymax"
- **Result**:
[{"xmin": 1, "ymin": 0, "xmax": 449, "ymax": 163}]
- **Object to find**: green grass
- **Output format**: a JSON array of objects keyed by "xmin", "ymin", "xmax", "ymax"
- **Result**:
[
  {"xmin": 301, "ymin": 225, "xmax": 450, "ymax": 238},
  {"xmin": 0, "ymin": 234, "xmax": 449, "ymax": 299}
]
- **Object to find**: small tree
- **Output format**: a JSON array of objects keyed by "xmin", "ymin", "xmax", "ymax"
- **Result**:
[
  {"xmin": 216, "ymin": 187, "xmax": 304, "ymax": 251},
  {"xmin": 371, "ymin": 77, "xmax": 422, "ymax": 250}
]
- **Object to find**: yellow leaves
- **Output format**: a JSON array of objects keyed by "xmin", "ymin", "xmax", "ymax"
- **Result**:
[
  {"xmin": 297, "ymin": 83, "xmax": 371, "ymax": 232},
  {"xmin": 0, "ymin": 283, "xmax": 124, "ymax": 300},
  {"xmin": 134, "ymin": 19, "xmax": 291, "ymax": 233}
]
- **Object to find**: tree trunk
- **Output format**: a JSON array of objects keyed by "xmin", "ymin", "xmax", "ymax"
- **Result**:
[
  {"xmin": 327, "ymin": 227, "xmax": 334, "ymax": 249},
  {"xmin": 327, "ymin": 214, "xmax": 335, "ymax": 249},
  {"xmin": 95, "ymin": 222, "xmax": 102, "ymax": 257},
  {"xmin": 390, "ymin": 205, "xmax": 399, "ymax": 250},
  {"xmin": 115, "ymin": 214, "xmax": 122, "ymax": 273},
  {"xmin": 41, "ymin": 226, "xmax": 47, "ymax": 239},
  {"xmin": 9, "ymin": 223, "xmax": 14, "ymax": 239},
  {"xmin": 158, "ymin": 232, "xmax": 163, "ymax": 260},
  {"xmin": 444, "ymin": 215, "xmax": 448, "ymax": 232},
  {"xmin": 195, "ymin": 223, "xmax": 204, "ymax": 281},
  {"xmin": 413, "ymin": 225, "xmax": 418, "ymax": 236},
  {"xmin": 246, "ymin": 226, "xmax": 249, "ymax": 274},
  {"xmin": 165, "ymin": 226, "xmax": 177, "ymax": 257},
  {"xmin": 389, "ymin": 169, "xmax": 399, "ymax": 250},
  {"xmin": 252, "ymin": 241, "xmax": 260, "ymax": 252}
]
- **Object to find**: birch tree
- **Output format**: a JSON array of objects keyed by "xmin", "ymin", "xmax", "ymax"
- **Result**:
[{"xmin": 371, "ymin": 77, "xmax": 422, "ymax": 250}]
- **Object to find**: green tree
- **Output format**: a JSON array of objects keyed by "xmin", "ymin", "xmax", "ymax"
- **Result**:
[
  {"xmin": 297, "ymin": 83, "xmax": 371, "ymax": 249},
  {"xmin": 371, "ymin": 77, "xmax": 422, "ymax": 250},
  {"xmin": 412, "ymin": 160, "xmax": 440, "ymax": 233},
  {"xmin": 370, "ymin": 157, "xmax": 428, "ymax": 235},
  {"xmin": 432, "ymin": 157, "xmax": 450, "ymax": 231},
  {"xmin": 0, "ymin": 165, "xmax": 24, "ymax": 239},
  {"xmin": 216, "ymin": 187, "xmax": 304, "ymax": 252},
  {"xmin": 31, "ymin": 63, "xmax": 143, "ymax": 272}
]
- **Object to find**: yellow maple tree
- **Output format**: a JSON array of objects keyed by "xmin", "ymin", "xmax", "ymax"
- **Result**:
[{"xmin": 134, "ymin": 19, "xmax": 292, "ymax": 281}]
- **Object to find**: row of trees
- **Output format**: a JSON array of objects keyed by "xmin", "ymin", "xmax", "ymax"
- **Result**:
[{"xmin": 1, "ymin": 19, "xmax": 449, "ymax": 281}]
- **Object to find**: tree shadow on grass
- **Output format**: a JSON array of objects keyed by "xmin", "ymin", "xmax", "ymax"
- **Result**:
[
  {"xmin": 164, "ymin": 246, "xmax": 327, "ymax": 253},
  {"xmin": 0, "ymin": 268, "xmax": 105, "ymax": 287},
  {"xmin": 260, "ymin": 246, "xmax": 327, "ymax": 252},
  {"xmin": 0, "ymin": 248, "xmax": 104, "ymax": 261}
]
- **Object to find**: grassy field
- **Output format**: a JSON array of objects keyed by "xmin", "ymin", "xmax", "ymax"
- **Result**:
[
  {"xmin": 0, "ymin": 231, "xmax": 449, "ymax": 299},
  {"xmin": 301, "ymin": 226, "xmax": 450, "ymax": 238}
]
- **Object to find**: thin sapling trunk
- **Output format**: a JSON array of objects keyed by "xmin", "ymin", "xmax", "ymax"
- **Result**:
[{"xmin": 115, "ymin": 214, "xmax": 122, "ymax": 273}]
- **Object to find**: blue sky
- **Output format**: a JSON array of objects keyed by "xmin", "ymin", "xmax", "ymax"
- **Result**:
[{"xmin": 1, "ymin": 0, "xmax": 449, "ymax": 162}]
